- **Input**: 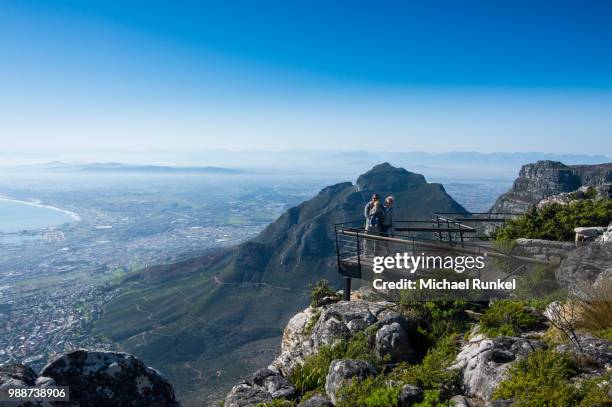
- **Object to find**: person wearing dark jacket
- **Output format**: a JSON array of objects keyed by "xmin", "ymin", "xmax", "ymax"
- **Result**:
[{"xmin": 381, "ymin": 196, "xmax": 394, "ymax": 236}]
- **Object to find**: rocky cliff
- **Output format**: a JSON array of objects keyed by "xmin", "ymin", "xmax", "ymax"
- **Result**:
[
  {"xmin": 490, "ymin": 160, "xmax": 612, "ymax": 213},
  {"xmin": 224, "ymin": 290, "xmax": 612, "ymax": 407},
  {"xmin": 0, "ymin": 350, "xmax": 177, "ymax": 407}
]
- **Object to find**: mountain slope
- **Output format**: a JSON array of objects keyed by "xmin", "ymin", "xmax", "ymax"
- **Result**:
[{"xmin": 93, "ymin": 163, "xmax": 467, "ymax": 405}]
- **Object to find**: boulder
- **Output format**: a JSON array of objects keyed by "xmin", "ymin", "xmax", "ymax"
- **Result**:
[
  {"xmin": 325, "ymin": 359, "xmax": 377, "ymax": 405},
  {"xmin": 451, "ymin": 334, "xmax": 546, "ymax": 401},
  {"xmin": 224, "ymin": 383, "xmax": 272, "ymax": 407},
  {"xmin": 449, "ymin": 395, "xmax": 470, "ymax": 407},
  {"xmin": 270, "ymin": 306, "xmax": 319, "ymax": 376},
  {"xmin": 556, "ymin": 243, "xmax": 612, "ymax": 287},
  {"xmin": 0, "ymin": 363, "xmax": 37, "ymax": 388},
  {"xmin": 375, "ymin": 322, "xmax": 415, "ymax": 363},
  {"xmin": 297, "ymin": 394, "xmax": 334, "ymax": 406},
  {"xmin": 225, "ymin": 367, "xmax": 296, "ymax": 405},
  {"xmin": 40, "ymin": 350, "xmax": 178, "ymax": 407},
  {"xmin": 34, "ymin": 376, "xmax": 57, "ymax": 388},
  {"xmin": 556, "ymin": 334, "xmax": 612, "ymax": 371},
  {"xmin": 271, "ymin": 300, "xmax": 413, "ymax": 376},
  {"xmin": 596, "ymin": 223, "xmax": 612, "ymax": 243},
  {"xmin": 594, "ymin": 268, "xmax": 612, "ymax": 289},
  {"xmin": 574, "ymin": 226, "xmax": 605, "ymax": 240},
  {"xmin": 397, "ymin": 384, "xmax": 424, "ymax": 406},
  {"xmin": 261, "ymin": 374, "xmax": 296, "ymax": 399}
]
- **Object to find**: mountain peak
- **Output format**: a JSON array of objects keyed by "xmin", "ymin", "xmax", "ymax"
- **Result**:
[{"xmin": 356, "ymin": 162, "xmax": 426, "ymax": 192}]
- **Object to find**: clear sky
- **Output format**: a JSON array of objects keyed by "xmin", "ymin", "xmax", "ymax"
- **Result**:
[{"xmin": 1, "ymin": 0, "xmax": 612, "ymax": 156}]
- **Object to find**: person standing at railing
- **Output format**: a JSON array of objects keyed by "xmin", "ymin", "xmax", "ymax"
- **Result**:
[
  {"xmin": 381, "ymin": 196, "xmax": 394, "ymax": 237},
  {"xmin": 364, "ymin": 193, "xmax": 384, "ymax": 255},
  {"xmin": 378, "ymin": 196, "xmax": 394, "ymax": 255}
]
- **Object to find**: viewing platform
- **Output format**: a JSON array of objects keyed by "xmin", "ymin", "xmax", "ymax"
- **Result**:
[{"xmin": 333, "ymin": 212, "xmax": 558, "ymax": 300}]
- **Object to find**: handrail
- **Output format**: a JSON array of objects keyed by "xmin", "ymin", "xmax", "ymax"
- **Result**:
[{"xmin": 337, "ymin": 228, "xmax": 558, "ymax": 266}]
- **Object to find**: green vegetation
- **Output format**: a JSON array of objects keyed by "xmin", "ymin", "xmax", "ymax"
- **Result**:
[
  {"xmin": 399, "ymin": 298, "xmax": 470, "ymax": 349},
  {"xmin": 257, "ymin": 400, "xmax": 296, "ymax": 407},
  {"xmin": 303, "ymin": 308, "xmax": 321, "ymax": 336},
  {"xmin": 309, "ymin": 279, "xmax": 341, "ymax": 307},
  {"xmin": 336, "ymin": 334, "xmax": 460, "ymax": 406},
  {"xmin": 515, "ymin": 265, "xmax": 566, "ymax": 308},
  {"xmin": 495, "ymin": 199, "xmax": 612, "ymax": 241},
  {"xmin": 493, "ymin": 350, "xmax": 610, "ymax": 406},
  {"xmin": 390, "ymin": 334, "xmax": 460, "ymax": 393},
  {"xmin": 479, "ymin": 300, "xmax": 540, "ymax": 337},
  {"xmin": 290, "ymin": 330, "xmax": 377, "ymax": 396},
  {"xmin": 412, "ymin": 390, "xmax": 451, "ymax": 407},
  {"xmin": 336, "ymin": 376, "xmax": 401, "ymax": 407}
]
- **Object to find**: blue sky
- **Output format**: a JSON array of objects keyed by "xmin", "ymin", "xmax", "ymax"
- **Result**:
[{"xmin": 1, "ymin": 0, "xmax": 611, "ymax": 156}]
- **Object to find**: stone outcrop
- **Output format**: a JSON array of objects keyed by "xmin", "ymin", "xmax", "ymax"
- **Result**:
[
  {"xmin": 0, "ymin": 350, "xmax": 177, "ymax": 407},
  {"xmin": 324, "ymin": 359, "xmax": 377, "ymax": 405},
  {"xmin": 596, "ymin": 223, "xmax": 612, "ymax": 243},
  {"xmin": 271, "ymin": 300, "xmax": 415, "ymax": 376},
  {"xmin": 297, "ymin": 394, "xmax": 334, "ymax": 407},
  {"xmin": 490, "ymin": 161, "xmax": 612, "ymax": 214},
  {"xmin": 451, "ymin": 334, "xmax": 546, "ymax": 401},
  {"xmin": 556, "ymin": 242, "xmax": 612, "ymax": 286},
  {"xmin": 224, "ymin": 383, "xmax": 272, "ymax": 407},
  {"xmin": 397, "ymin": 384, "xmax": 424, "ymax": 406},
  {"xmin": 224, "ymin": 368, "xmax": 297, "ymax": 407},
  {"xmin": 41, "ymin": 350, "xmax": 177, "ymax": 406}
]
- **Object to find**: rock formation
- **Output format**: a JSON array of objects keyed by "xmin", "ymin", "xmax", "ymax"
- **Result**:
[
  {"xmin": 0, "ymin": 350, "xmax": 177, "ymax": 407},
  {"xmin": 450, "ymin": 333, "xmax": 546, "ymax": 400},
  {"xmin": 270, "ymin": 300, "xmax": 415, "ymax": 377},
  {"xmin": 490, "ymin": 161, "xmax": 612, "ymax": 213},
  {"xmin": 224, "ymin": 288, "xmax": 612, "ymax": 406}
]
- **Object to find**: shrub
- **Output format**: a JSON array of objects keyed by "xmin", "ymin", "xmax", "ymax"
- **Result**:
[
  {"xmin": 290, "ymin": 344, "xmax": 345, "ymax": 395},
  {"xmin": 257, "ymin": 400, "xmax": 296, "ymax": 407},
  {"xmin": 515, "ymin": 265, "xmax": 565, "ymax": 305},
  {"xmin": 573, "ymin": 279, "xmax": 612, "ymax": 336},
  {"xmin": 480, "ymin": 300, "xmax": 539, "ymax": 337},
  {"xmin": 412, "ymin": 390, "xmax": 451, "ymax": 407},
  {"xmin": 493, "ymin": 349, "xmax": 610, "ymax": 406},
  {"xmin": 577, "ymin": 374, "xmax": 612, "ymax": 407},
  {"xmin": 495, "ymin": 199, "xmax": 612, "ymax": 241},
  {"xmin": 390, "ymin": 334, "xmax": 460, "ymax": 395},
  {"xmin": 342, "ymin": 329, "xmax": 378, "ymax": 365},
  {"xmin": 336, "ymin": 375, "xmax": 401, "ymax": 407},
  {"xmin": 309, "ymin": 279, "xmax": 340, "ymax": 307},
  {"xmin": 289, "ymin": 330, "xmax": 378, "ymax": 396},
  {"xmin": 303, "ymin": 308, "xmax": 321, "ymax": 336}
]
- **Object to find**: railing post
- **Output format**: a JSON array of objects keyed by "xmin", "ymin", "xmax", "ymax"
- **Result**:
[
  {"xmin": 356, "ymin": 230, "xmax": 361, "ymax": 278},
  {"xmin": 343, "ymin": 277, "xmax": 351, "ymax": 301},
  {"xmin": 334, "ymin": 225, "xmax": 341, "ymax": 273}
]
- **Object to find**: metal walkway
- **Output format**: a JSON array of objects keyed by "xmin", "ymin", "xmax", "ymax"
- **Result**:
[{"xmin": 333, "ymin": 212, "xmax": 555, "ymax": 299}]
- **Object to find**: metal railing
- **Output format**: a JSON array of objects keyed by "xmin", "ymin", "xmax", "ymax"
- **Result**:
[{"xmin": 334, "ymin": 212, "xmax": 550, "ymax": 287}]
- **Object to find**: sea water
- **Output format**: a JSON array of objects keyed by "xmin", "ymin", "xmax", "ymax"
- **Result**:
[{"xmin": 0, "ymin": 199, "xmax": 77, "ymax": 234}]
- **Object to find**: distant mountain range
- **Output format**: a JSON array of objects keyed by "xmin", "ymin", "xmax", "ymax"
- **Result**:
[
  {"xmin": 2, "ymin": 151, "xmax": 610, "ymax": 180},
  {"xmin": 92, "ymin": 163, "xmax": 467, "ymax": 405},
  {"xmin": 5, "ymin": 161, "xmax": 241, "ymax": 174}
]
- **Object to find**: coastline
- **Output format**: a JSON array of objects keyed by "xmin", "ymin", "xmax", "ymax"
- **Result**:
[{"xmin": 0, "ymin": 196, "xmax": 81, "ymax": 222}]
